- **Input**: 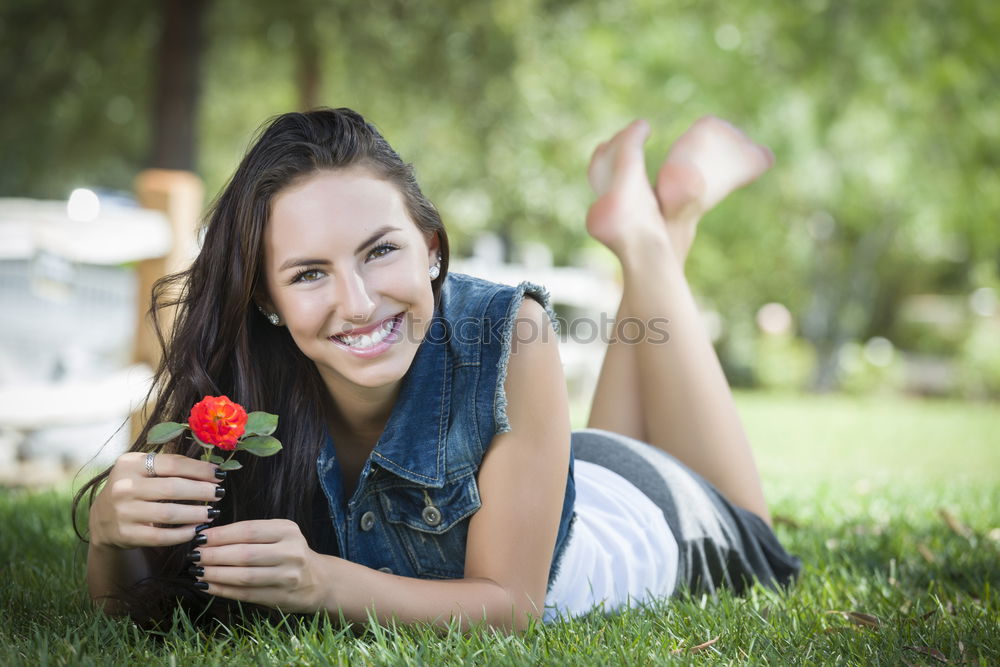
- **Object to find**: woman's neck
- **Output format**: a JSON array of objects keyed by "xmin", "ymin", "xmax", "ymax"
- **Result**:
[{"xmin": 323, "ymin": 379, "xmax": 400, "ymax": 449}]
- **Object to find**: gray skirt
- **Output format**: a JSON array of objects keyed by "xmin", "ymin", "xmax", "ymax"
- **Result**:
[{"xmin": 571, "ymin": 428, "xmax": 802, "ymax": 596}]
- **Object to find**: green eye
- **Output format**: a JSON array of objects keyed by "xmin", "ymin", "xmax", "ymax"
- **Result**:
[
  {"xmin": 368, "ymin": 242, "xmax": 397, "ymax": 260},
  {"xmin": 293, "ymin": 269, "xmax": 323, "ymax": 283}
]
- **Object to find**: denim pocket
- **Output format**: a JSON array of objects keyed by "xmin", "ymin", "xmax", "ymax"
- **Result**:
[{"xmin": 379, "ymin": 473, "xmax": 482, "ymax": 578}]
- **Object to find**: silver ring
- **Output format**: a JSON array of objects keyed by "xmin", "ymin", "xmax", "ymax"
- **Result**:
[{"xmin": 144, "ymin": 452, "xmax": 157, "ymax": 478}]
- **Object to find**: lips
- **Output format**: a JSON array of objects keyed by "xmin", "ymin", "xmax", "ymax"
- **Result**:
[{"xmin": 329, "ymin": 313, "xmax": 403, "ymax": 351}]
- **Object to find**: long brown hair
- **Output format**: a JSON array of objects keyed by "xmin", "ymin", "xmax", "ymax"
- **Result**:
[{"xmin": 73, "ymin": 107, "xmax": 450, "ymax": 627}]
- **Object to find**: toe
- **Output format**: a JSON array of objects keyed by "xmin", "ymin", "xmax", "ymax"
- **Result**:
[
  {"xmin": 623, "ymin": 118, "xmax": 651, "ymax": 147},
  {"xmin": 655, "ymin": 160, "xmax": 706, "ymax": 220}
]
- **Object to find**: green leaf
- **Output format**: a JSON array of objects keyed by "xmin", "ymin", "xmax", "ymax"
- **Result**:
[
  {"xmin": 147, "ymin": 422, "xmax": 187, "ymax": 444},
  {"xmin": 218, "ymin": 459, "xmax": 243, "ymax": 471},
  {"xmin": 208, "ymin": 454, "xmax": 225, "ymax": 464},
  {"xmin": 244, "ymin": 412, "xmax": 278, "ymax": 436},
  {"xmin": 237, "ymin": 435, "xmax": 282, "ymax": 457}
]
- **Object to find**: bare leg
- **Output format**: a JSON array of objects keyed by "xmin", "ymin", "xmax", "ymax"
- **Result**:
[
  {"xmin": 588, "ymin": 116, "xmax": 773, "ymax": 438},
  {"xmin": 587, "ymin": 297, "xmax": 647, "ymax": 442},
  {"xmin": 584, "ymin": 118, "xmax": 774, "ymax": 526},
  {"xmin": 585, "ymin": 129, "xmax": 665, "ymax": 443}
]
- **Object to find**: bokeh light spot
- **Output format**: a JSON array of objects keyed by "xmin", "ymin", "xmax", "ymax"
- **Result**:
[
  {"xmin": 756, "ymin": 302, "xmax": 793, "ymax": 335},
  {"xmin": 67, "ymin": 188, "xmax": 100, "ymax": 222},
  {"xmin": 715, "ymin": 24, "xmax": 742, "ymax": 51}
]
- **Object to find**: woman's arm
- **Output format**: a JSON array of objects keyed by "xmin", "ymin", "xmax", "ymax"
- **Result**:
[
  {"xmin": 87, "ymin": 544, "xmax": 151, "ymax": 613},
  {"xmin": 461, "ymin": 296, "xmax": 572, "ymax": 627},
  {"xmin": 194, "ymin": 298, "xmax": 572, "ymax": 632}
]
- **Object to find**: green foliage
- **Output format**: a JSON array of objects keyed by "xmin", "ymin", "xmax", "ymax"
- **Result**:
[
  {"xmin": 237, "ymin": 435, "xmax": 282, "ymax": 457},
  {"xmin": 0, "ymin": 0, "xmax": 156, "ymax": 198},
  {"xmin": 3, "ymin": 0, "xmax": 998, "ymax": 387},
  {"xmin": 244, "ymin": 412, "xmax": 278, "ymax": 437},
  {"xmin": 835, "ymin": 341, "xmax": 906, "ymax": 396},
  {"xmin": 3, "ymin": 394, "xmax": 998, "ymax": 663},
  {"xmin": 956, "ymin": 318, "xmax": 1000, "ymax": 399},
  {"xmin": 755, "ymin": 334, "xmax": 816, "ymax": 392},
  {"xmin": 146, "ymin": 422, "xmax": 187, "ymax": 445}
]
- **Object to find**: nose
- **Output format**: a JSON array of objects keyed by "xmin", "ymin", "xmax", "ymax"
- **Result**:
[{"xmin": 338, "ymin": 268, "xmax": 376, "ymax": 323}]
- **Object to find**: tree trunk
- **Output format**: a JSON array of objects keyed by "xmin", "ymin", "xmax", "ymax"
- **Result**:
[
  {"xmin": 804, "ymin": 220, "xmax": 899, "ymax": 392},
  {"xmin": 149, "ymin": 0, "xmax": 208, "ymax": 170},
  {"xmin": 296, "ymin": 23, "xmax": 321, "ymax": 110}
]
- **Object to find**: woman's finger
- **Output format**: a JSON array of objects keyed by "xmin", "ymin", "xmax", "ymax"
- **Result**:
[
  {"xmin": 198, "ymin": 565, "xmax": 282, "ymax": 588},
  {"xmin": 196, "ymin": 582, "xmax": 283, "ymax": 606},
  {"xmin": 133, "ymin": 476, "xmax": 222, "ymax": 503},
  {"xmin": 132, "ymin": 452, "xmax": 220, "ymax": 483},
  {"xmin": 123, "ymin": 500, "xmax": 219, "ymax": 527},
  {"xmin": 197, "ymin": 519, "xmax": 296, "ymax": 547},
  {"xmin": 121, "ymin": 522, "xmax": 202, "ymax": 548},
  {"xmin": 196, "ymin": 542, "xmax": 286, "ymax": 567}
]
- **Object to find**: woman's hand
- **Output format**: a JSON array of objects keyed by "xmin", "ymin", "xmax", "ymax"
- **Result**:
[
  {"xmin": 89, "ymin": 452, "xmax": 222, "ymax": 550},
  {"xmin": 192, "ymin": 519, "xmax": 327, "ymax": 614}
]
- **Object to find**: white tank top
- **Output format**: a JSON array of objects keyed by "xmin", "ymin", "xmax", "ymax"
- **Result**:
[{"xmin": 543, "ymin": 460, "xmax": 680, "ymax": 623}]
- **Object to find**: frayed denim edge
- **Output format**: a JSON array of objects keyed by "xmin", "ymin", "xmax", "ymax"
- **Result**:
[
  {"xmin": 545, "ymin": 512, "xmax": 577, "ymax": 594},
  {"xmin": 493, "ymin": 281, "xmax": 560, "ymax": 434}
]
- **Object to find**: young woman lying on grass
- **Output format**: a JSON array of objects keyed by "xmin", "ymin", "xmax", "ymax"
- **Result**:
[{"xmin": 75, "ymin": 107, "xmax": 801, "ymax": 633}]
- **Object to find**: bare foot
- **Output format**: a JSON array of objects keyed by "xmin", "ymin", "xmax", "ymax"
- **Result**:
[
  {"xmin": 586, "ymin": 119, "xmax": 670, "ymax": 259},
  {"xmin": 654, "ymin": 116, "xmax": 774, "ymax": 265}
]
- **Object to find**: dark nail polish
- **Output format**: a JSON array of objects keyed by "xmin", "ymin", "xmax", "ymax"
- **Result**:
[
  {"xmin": 193, "ymin": 581, "xmax": 209, "ymax": 590},
  {"xmin": 207, "ymin": 508, "xmax": 221, "ymax": 518},
  {"xmin": 194, "ymin": 523, "xmax": 211, "ymax": 533},
  {"xmin": 214, "ymin": 469, "xmax": 227, "ymax": 480},
  {"xmin": 186, "ymin": 550, "xmax": 201, "ymax": 562},
  {"xmin": 193, "ymin": 533, "xmax": 207, "ymax": 546},
  {"xmin": 189, "ymin": 565, "xmax": 205, "ymax": 577},
  {"xmin": 215, "ymin": 486, "xmax": 226, "ymax": 499}
]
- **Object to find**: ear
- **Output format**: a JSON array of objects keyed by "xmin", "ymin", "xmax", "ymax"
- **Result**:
[
  {"xmin": 425, "ymin": 231, "xmax": 441, "ymax": 264},
  {"xmin": 253, "ymin": 288, "xmax": 277, "ymax": 316}
]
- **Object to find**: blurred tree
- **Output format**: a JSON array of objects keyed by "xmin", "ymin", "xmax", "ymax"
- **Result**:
[
  {"xmin": 3, "ymin": 0, "xmax": 998, "ymax": 392},
  {"xmin": 0, "ymin": 0, "xmax": 157, "ymax": 197},
  {"xmin": 150, "ymin": 0, "xmax": 210, "ymax": 171}
]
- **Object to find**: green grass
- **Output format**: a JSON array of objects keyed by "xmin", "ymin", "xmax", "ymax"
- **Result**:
[{"xmin": 2, "ymin": 393, "xmax": 998, "ymax": 665}]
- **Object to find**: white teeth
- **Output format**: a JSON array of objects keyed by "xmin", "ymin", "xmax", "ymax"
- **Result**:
[{"xmin": 337, "ymin": 317, "xmax": 395, "ymax": 348}]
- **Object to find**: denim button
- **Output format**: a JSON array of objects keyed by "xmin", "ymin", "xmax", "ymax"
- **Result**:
[
  {"xmin": 360, "ymin": 511, "xmax": 376, "ymax": 532},
  {"xmin": 422, "ymin": 505, "xmax": 442, "ymax": 527},
  {"xmin": 378, "ymin": 567, "xmax": 393, "ymax": 574}
]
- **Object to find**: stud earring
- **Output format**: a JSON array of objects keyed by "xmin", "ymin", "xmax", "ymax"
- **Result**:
[
  {"xmin": 428, "ymin": 264, "xmax": 440, "ymax": 280},
  {"xmin": 257, "ymin": 304, "xmax": 281, "ymax": 326}
]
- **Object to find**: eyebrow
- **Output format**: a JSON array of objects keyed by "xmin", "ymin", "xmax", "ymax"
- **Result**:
[{"xmin": 278, "ymin": 225, "xmax": 402, "ymax": 272}]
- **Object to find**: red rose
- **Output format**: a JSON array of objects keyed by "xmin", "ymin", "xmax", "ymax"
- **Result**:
[{"xmin": 188, "ymin": 395, "xmax": 248, "ymax": 451}]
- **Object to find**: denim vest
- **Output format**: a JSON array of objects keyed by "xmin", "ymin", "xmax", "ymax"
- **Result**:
[{"xmin": 315, "ymin": 272, "xmax": 576, "ymax": 591}]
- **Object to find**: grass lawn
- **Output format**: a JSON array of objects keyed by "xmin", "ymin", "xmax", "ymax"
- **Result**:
[{"xmin": 2, "ymin": 392, "xmax": 998, "ymax": 665}]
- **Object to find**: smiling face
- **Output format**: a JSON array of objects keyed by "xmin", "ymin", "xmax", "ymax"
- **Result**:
[{"xmin": 262, "ymin": 168, "xmax": 440, "ymax": 404}]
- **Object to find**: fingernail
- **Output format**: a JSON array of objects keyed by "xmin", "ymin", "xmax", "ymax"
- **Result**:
[
  {"xmin": 194, "ymin": 523, "xmax": 211, "ymax": 533},
  {"xmin": 193, "ymin": 581, "xmax": 209, "ymax": 590},
  {"xmin": 186, "ymin": 550, "xmax": 201, "ymax": 562},
  {"xmin": 193, "ymin": 533, "xmax": 207, "ymax": 546},
  {"xmin": 215, "ymin": 486, "xmax": 226, "ymax": 499},
  {"xmin": 214, "ymin": 469, "xmax": 227, "ymax": 480},
  {"xmin": 207, "ymin": 508, "xmax": 221, "ymax": 519},
  {"xmin": 189, "ymin": 565, "xmax": 205, "ymax": 577}
]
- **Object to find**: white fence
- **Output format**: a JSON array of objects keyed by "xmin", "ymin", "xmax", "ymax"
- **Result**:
[{"xmin": 0, "ymin": 197, "xmax": 169, "ymax": 483}]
